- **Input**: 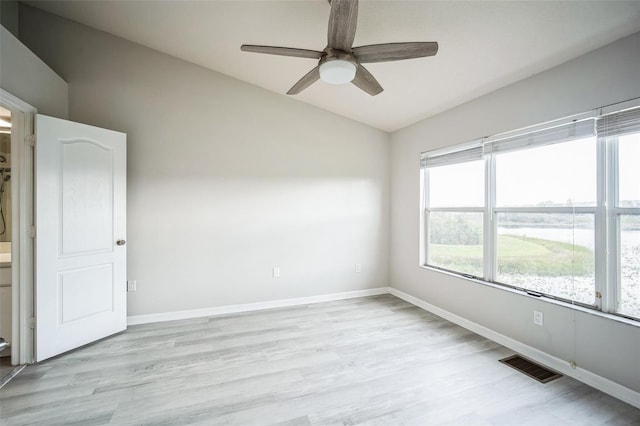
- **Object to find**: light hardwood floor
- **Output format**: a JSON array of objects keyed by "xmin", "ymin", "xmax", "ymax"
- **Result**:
[{"xmin": 1, "ymin": 295, "xmax": 639, "ymax": 425}]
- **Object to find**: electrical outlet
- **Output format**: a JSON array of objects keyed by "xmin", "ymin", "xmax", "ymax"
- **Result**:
[
  {"xmin": 533, "ymin": 310, "xmax": 544, "ymax": 326},
  {"xmin": 355, "ymin": 263, "xmax": 362, "ymax": 273},
  {"xmin": 127, "ymin": 280, "xmax": 137, "ymax": 292},
  {"xmin": 273, "ymin": 266, "xmax": 280, "ymax": 278}
]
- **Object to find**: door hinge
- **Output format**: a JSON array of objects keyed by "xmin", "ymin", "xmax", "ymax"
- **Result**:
[
  {"xmin": 30, "ymin": 226, "xmax": 36, "ymax": 238},
  {"xmin": 28, "ymin": 317, "xmax": 36, "ymax": 329},
  {"xmin": 25, "ymin": 134, "xmax": 36, "ymax": 147}
]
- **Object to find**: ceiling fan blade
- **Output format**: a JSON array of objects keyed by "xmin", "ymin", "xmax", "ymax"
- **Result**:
[
  {"xmin": 287, "ymin": 66, "xmax": 321, "ymax": 95},
  {"xmin": 352, "ymin": 42, "xmax": 438, "ymax": 63},
  {"xmin": 327, "ymin": 0, "xmax": 359, "ymax": 51},
  {"xmin": 241, "ymin": 45, "xmax": 323, "ymax": 59},
  {"xmin": 351, "ymin": 64, "xmax": 383, "ymax": 96}
]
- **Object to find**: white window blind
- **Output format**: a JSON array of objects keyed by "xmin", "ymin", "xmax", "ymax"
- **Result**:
[
  {"xmin": 421, "ymin": 142, "xmax": 483, "ymax": 168},
  {"xmin": 484, "ymin": 118, "xmax": 596, "ymax": 154},
  {"xmin": 597, "ymin": 107, "xmax": 640, "ymax": 138}
]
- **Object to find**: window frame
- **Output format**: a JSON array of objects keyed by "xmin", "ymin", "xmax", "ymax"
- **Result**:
[{"xmin": 605, "ymin": 135, "xmax": 640, "ymax": 319}]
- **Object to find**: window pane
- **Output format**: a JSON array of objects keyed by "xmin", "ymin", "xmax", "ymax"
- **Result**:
[
  {"xmin": 619, "ymin": 215, "xmax": 640, "ymax": 319},
  {"xmin": 427, "ymin": 211, "xmax": 483, "ymax": 277},
  {"xmin": 496, "ymin": 213, "xmax": 595, "ymax": 305},
  {"xmin": 618, "ymin": 133, "xmax": 640, "ymax": 207},
  {"xmin": 428, "ymin": 160, "xmax": 484, "ymax": 207},
  {"xmin": 496, "ymin": 138, "xmax": 596, "ymax": 207}
]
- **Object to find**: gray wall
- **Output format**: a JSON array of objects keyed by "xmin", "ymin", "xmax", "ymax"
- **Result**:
[
  {"xmin": 0, "ymin": 1, "xmax": 19, "ymax": 38},
  {"xmin": 390, "ymin": 32, "xmax": 640, "ymax": 392},
  {"xmin": 19, "ymin": 5, "xmax": 390, "ymax": 317},
  {"xmin": 0, "ymin": 25, "xmax": 68, "ymax": 118}
]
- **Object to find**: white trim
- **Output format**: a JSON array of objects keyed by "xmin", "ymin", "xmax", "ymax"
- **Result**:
[
  {"xmin": 0, "ymin": 90, "xmax": 37, "ymax": 113},
  {"xmin": 492, "ymin": 206, "xmax": 597, "ymax": 214},
  {"xmin": 419, "ymin": 167, "xmax": 428, "ymax": 266},
  {"xmin": 426, "ymin": 207, "xmax": 484, "ymax": 213},
  {"xmin": 614, "ymin": 207, "xmax": 640, "ymax": 215},
  {"xmin": 127, "ymin": 287, "xmax": 391, "ymax": 326},
  {"xmin": 604, "ymin": 136, "xmax": 618, "ymax": 313},
  {"xmin": 594, "ymin": 132, "xmax": 607, "ymax": 311},
  {"xmin": 388, "ymin": 287, "xmax": 640, "ymax": 410},
  {"xmin": 18, "ymin": 111, "xmax": 35, "ymax": 365},
  {"xmin": 485, "ymin": 152, "xmax": 496, "ymax": 282}
]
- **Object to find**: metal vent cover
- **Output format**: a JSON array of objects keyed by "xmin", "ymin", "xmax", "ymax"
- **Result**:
[{"xmin": 499, "ymin": 354, "xmax": 562, "ymax": 384}]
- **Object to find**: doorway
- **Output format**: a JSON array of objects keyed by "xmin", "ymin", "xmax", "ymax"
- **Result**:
[
  {"xmin": 0, "ymin": 89, "xmax": 36, "ymax": 387},
  {"xmin": 0, "ymin": 89, "xmax": 127, "ymax": 383}
]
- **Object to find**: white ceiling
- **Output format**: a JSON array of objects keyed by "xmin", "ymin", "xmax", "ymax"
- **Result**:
[{"xmin": 24, "ymin": 1, "xmax": 640, "ymax": 132}]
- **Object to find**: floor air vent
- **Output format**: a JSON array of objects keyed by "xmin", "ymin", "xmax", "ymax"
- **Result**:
[{"xmin": 499, "ymin": 355, "xmax": 562, "ymax": 383}]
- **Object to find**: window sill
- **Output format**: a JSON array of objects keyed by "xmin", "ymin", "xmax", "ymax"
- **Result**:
[{"xmin": 419, "ymin": 264, "xmax": 640, "ymax": 328}]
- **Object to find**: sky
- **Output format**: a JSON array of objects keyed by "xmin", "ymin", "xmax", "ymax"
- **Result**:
[{"xmin": 428, "ymin": 135, "xmax": 638, "ymax": 208}]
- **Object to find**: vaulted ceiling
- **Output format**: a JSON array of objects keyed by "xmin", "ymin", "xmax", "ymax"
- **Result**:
[{"xmin": 24, "ymin": 1, "xmax": 640, "ymax": 132}]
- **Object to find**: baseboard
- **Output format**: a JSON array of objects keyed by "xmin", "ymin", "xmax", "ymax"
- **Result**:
[
  {"xmin": 127, "ymin": 287, "xmax": 391, "ymax": 326},
  {"xmin": 388, "ymin": 287, "xmax": 640, "ymax": 410}
]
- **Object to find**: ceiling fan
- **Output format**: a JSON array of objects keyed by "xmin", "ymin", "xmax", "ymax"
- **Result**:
[{"xmin": 240, "ymin": 0, "xmax": 438, "ymax": 96}]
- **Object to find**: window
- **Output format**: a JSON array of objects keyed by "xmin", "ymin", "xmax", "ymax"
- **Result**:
[
  {"xmin": 421, "ymin": 103, "xmax": 640, "ymax": 320},
  {"xmin": 619, "ymin": 215, "xmax": 640, "ymax": 318},
  {"xmin": 494, "ymin": 136, "xmax": 597, "ymax": 306},
  {"xmin": 599, "ymin": 109, "xmax": 640, "ymax": 319},
  {"xmin": 423, "ymin": 145, "xmax": 484, "ymax": 278}
]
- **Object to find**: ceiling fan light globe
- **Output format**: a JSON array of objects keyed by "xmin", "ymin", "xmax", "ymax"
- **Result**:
[{"xmin": 319, "ymin": 60, "xmax": 356, "ymax": 85}]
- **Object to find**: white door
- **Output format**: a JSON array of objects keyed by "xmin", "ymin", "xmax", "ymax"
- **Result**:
[{"xmin": 36, "ymin": 115, "xmax": 126, "ymax": 361}]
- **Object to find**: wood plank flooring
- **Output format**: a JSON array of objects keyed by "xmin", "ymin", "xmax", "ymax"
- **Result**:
[{"xmin": 1, "ymin": 295, "xmax": 639, "ymax": 425}]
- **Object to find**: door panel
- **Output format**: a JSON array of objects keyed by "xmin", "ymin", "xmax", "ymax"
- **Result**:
[
  {"xmin": 58, "ymin": 264, "xmax": 113, "ymax": 324},
  {"xmin": 36, "ymin": 115, "xmax": 126, "ymax": 361},
  {"xmin": 61, "ymin": 140, "xmax": 114, "ymax": 255}
]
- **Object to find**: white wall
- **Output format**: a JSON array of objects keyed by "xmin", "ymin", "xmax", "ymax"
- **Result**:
[
  {"xmin": 19, "ymin": 5, "xmax": 389, "ymax": 317},
  {"xmin": 0, "ymin": 25, "xmax": 68, "ymax": 118},
  {"xmin": 390, "ymin": 32, "xmax": 640, "ymax": 393}
]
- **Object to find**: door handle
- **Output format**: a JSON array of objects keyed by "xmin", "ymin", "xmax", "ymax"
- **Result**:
[{"xmin": 116, "ymin": 240, "xmax": 126, "ymax": 246}]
